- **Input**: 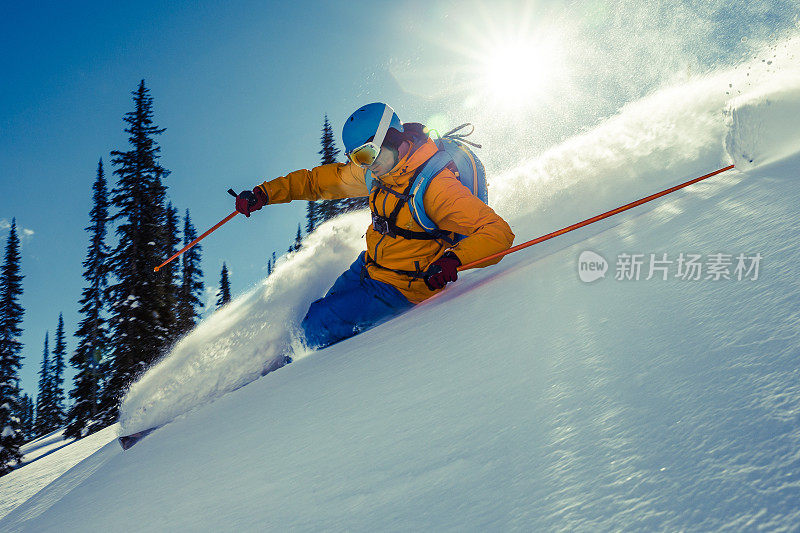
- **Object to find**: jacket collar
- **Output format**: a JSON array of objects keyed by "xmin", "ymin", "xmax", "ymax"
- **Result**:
[{"xmin": 377, "ymin": 138, "xmax": 439, "ymax": 188}]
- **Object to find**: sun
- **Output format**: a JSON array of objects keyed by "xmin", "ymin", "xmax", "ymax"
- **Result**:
[
  {"xmin": 387, "ymin": 4, "xmax": 570, "ymax": 117},
  {"xmin": 480, "ymin": 37, "xmax": 562, "ymax": 109}
]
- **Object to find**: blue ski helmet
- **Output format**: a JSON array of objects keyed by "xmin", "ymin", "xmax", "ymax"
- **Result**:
[{"xmin": 342, "ymin": 103, "xmax": 403, "ymax": 154}]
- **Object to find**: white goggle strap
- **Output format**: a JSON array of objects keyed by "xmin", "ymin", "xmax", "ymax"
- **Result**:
[{"xmin": 371, "ymin": 105, "xmax": 394, "ymax": 149}]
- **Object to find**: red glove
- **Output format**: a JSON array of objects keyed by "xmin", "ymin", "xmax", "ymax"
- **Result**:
[
  {"xmin": 424, "ymin": 251, "xmax": 462, "ymax": 290},
  {"xmin": 235, "ymin": 187, "xmax": 268, "ymax": 217}
]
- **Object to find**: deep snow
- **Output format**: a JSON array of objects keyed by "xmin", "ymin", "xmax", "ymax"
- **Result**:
[
  {"xmin": 0, "ymin": 426, "xmax": 118, "ymax": 520},
  {"xmin": 3, "ymin": 34, "xmax": 800, "ymax": 532}
]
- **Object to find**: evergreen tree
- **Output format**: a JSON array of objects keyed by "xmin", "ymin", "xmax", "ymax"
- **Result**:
[
  {"xmin": 34, "ymin": 332, "xmax": 52, "ymax": 437},
  {"xmin": 306, "ymin": 200, "xmax": 318, "ymax": 235},
  {"xmin": 50, "ymin": 313, "xmax": 67, "ymax": 426},
  {"xmin": 101, "ymin": 80, "xmax": 174, "ymax": 423},
  {"xmin": 25, "ymin": 394, "xmax": 34, "ymax": 441},
  {"xmin": 216, "ymin": 263, "xmax": 231, "ymax": 309},
  {"xmin": 164, "ymin": 202, "xmax": 182, "ymax": 289},
  {"xmin": 163, "ymin": 202, "xmax": 182, "ymax": 344},
  {"xmin": 267, "ymin": 259, "xmax": 272, "ymax": 277},
  {"xmin": 328, "ymin": 113, "xmax": 369, "ymax": 215},
  {"xmin": 66, "ymin": 159, "xmax": 109, "ymax": 439},
  {"xmin": 0, "ymin": 219, "xmax": 25, "ymax": 474},
  {"xmin": 292, "ymin": 224, "xmax": 303, "ymax": 252},
  {"xmin": 272, "ymin": 251, "xmax": 277, "ymax": 268},
  {"xmin": 316, "ymin": 115, "xmax": 345, "ymax": 223},
  {"xmin": 176, "ymin": 210, "xmax": 203, "ymax": 336},
  {"xmin": 17, "ymin": 392, "xmax": 34, "ymax": 442}
]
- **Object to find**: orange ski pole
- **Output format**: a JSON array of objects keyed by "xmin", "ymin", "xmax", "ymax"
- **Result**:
[
  {"xmin": 458, "ymin": 164, "xmax": 735, "ymax": 271},
  {"xmin": 154, "ymin": 189, "xmax": 245, "ymax": 272},
  {"xmin": 154, "ymin": 211, "xmax": 238, "ymax": 272}
]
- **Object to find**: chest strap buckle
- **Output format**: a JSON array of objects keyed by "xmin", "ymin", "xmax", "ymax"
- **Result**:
[{"xmin": 371, "ymin": 212, "xmax": 396, "ymax": 238}]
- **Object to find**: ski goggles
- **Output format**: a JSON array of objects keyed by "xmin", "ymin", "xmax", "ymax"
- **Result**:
[{"xmin": 346, "ymin": 105, "xmax": 395, "ymax": 167}]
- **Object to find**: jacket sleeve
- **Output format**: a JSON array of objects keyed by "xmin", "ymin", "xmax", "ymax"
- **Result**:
[
  {"xmin": 423, "ymin": 173, "xmax": 515, "ymax": 268},
  {"xmin": 257, "ymin": 162, "xmax": 369, "ymax": 204}
]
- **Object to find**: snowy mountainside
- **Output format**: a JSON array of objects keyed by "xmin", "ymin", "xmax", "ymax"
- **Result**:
[
  {"xmin": 119, "ymin": 34, "xmax": 800, "ymax": 438},
  {"xmin": 0, "ymin": 426, "xmax": 118, "ymax": 521},
  {"xmin": 4, "ymin": 154, "xmax": 800, "ymax": 530},
  {"xmin": 2, "ymin": 35, "xmax": 800, "ymax": 531},
  {"xmin": 16, "ymin": 430, "xmax": 73, "ymax": 466}
]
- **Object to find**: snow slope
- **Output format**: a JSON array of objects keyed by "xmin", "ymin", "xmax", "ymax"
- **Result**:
[
  {"xmin": 16, "ymin": 430, "xmax": 74, "ymax": 466},
  {"xmin": 0, "ymin": 426, "xmax": 118, "ymax": 520},
  {"xmin": 3, "ymin": 35, "xmax": 800, "ymax": 532}
]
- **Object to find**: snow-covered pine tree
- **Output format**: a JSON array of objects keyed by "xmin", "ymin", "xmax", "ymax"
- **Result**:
[
  {"xmin": 101, "ymin": 80, "xmax": 174, "ymax": 423},
  {"xmin": 317, "ymin": 114, "xmax": 344, "ymax": 223},
  {"xmin": 50, "ymin": 313, "xmax": 67, "ymax": 427},
  {"xmin": 34, "ymin": 332, "xmax": 52, "ymax": 437},
  {"xmin": 17, "ymin": 392, "xmax": 34, "ymax": 442},
  {"xmin": 154, "ymin": 196, "xmax": 179, "ymax": 350},
  {"xmin": 176, "ymin": 209, "xmax": 203, "ymax": 336},
  {"xmin": 163, "ymin": 202, "xmax": 182, "ymax": 345},
  {"xmin": 292, "ymin": 224, "xmax": 303, "ymax": 252},
  {"xmin": 306, "ymin": 200, "xmax": 318, "ymax": 236},
  {"xmin": 329, "ymin": 113, "xmax": 369, "ymax": 215},
  {"xmin": 216, "ymin": 263, "xmax": 231, "ymax": 310},
  {"xmin": 0, "ymin": 218, "xmax": 25, "ymax": 475},
  {"xmin": 66, "ymin": 159, "xmax": 110, "ymax": 439}
]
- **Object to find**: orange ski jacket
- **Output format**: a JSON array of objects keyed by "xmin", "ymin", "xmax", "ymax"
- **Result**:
[{"xmin": 258, "ymin": 137, "xmax": 514, "ymax": 304}]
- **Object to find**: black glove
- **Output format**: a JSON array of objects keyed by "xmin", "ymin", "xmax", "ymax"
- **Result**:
[
  {"xmin": 424, "ymin": 251, "xmax": 462, "ymax": 290},
  {"xmin": 233, "ymin": 187, "xmax": 268, "ymax": 217}
]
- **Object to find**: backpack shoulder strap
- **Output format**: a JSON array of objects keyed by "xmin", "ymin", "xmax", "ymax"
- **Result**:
[{"xmin": 408, "ymin": 150, "xmax": 452, "ymax": 233}]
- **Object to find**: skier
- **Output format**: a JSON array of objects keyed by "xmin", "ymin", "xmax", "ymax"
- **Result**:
[{"xmin": 234, "ymin": 103, "xmax": 514, "ymax": 354}]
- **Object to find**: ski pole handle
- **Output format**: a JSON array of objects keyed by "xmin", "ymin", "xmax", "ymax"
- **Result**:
[{"xmin": 229, "ymin": 188, "xmax": 256, "ymax": 207}]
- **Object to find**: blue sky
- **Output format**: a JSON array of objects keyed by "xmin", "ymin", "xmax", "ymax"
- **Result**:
[
  {"xmin": 2, "ymin": 0, "xmax": 797, "ymax": 398},
  {"xmin": 4, "ymin": 0, "xmax": 543, "ymax": 398},
  {"xmin": 0, "ymin": 1, "xmax": 424, "ymax": 395}
]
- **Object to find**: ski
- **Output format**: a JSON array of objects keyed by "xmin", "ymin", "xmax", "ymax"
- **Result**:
[
  {"xmin": 117, "ymin": 357, "xmax": 292, "ymax": 450},
  {"xmin": 118, "ymin": 426, "xmax": 159, "ymax": 450}
]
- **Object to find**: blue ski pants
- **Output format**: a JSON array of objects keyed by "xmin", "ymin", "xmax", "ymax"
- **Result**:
[{"xmin": 300, "ymin": 252, "xmax": 415, "ymax": 349}]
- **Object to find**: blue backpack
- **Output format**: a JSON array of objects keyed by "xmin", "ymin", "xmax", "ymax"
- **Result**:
[{"xmin": 366, "ymin": 123, "xmax": 488, "ymax": 245}]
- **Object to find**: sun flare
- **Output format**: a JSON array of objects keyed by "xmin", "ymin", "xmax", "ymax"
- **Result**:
[{"xmin": 481, "ymin": 38, "xmax": 561, "ymax": 109}]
